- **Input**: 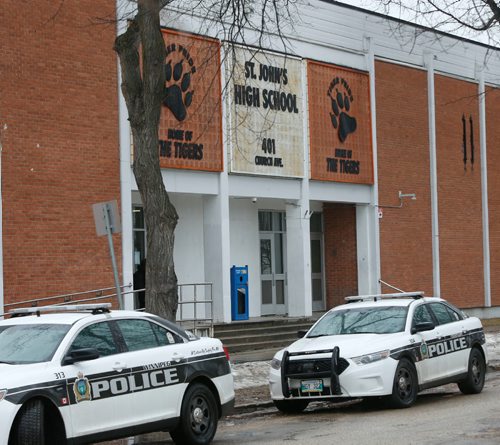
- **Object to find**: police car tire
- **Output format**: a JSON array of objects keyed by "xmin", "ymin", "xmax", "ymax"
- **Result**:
[
  {"xmin": 389, "ymin": 358, "xmax": 418, "ymax": 408},
  {"xmin": 273, "ymin": 399, "xmax": 309, "ymax": 414},
  {"xmin": 15, "ymin": 399, "xmax": 45, "ymax": 445},
  {"xmin": 170, "ymin": 383, "xmax": 218, "ymax": 445},
  {"xmin": 458, "ymin": 347, "xmax": 486, "ymax": 395}
]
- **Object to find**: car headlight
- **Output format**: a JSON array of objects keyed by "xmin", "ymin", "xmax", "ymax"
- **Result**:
[
  {"xmin": 351, "ymin": 350, "xmax": 390, "ymax": 365},
  {"xmin": 0, "ymin": 389, "xmax": 7, "ymax": 402},
  {"xmin": 270, "ymin": 357, "xmax": 282, "ymax": 370}
]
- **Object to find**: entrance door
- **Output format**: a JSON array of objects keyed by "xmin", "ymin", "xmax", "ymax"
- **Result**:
[
  {"xmin": 310, "ymin": 213, "xmax": 325, "ymax": 311},
  {"xmin": 259, "ymin": 212, "xmax": 287, "ymax": 315},
  {"xmin": 311, "ymin": 233, "xmax": 325, "ymax": 311}
]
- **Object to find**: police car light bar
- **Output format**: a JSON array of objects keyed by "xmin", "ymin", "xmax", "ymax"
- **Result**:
[
  {"xmin": 9, "ymin": 303, "xmax": 112, "ymax": 316},
  {"xmin": 345, "ymin": 292, "xmax": 424, "ymax": 302}
]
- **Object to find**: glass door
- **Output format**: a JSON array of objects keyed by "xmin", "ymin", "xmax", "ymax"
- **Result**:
[
  {"xmin": 310, "ymin": 213, "xmax": 325, "ymax": 311},
  {"xmin": 259, "ymin": 212, "xmax": 287, "ymax": 315}
]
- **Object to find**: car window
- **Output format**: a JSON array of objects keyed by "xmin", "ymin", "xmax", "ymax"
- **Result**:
[
  {"xmin": 0, "ymin": 324, "xmax": 70, "ymax": 364},
  {"xmin": 117, "ymin": 319, "xmax": 179, "ymax": 352},
  {"xmin": 429, "ymin": 303, "xmax": 455, "ymax": 325},
  {"xmin": 412, "ymin": 304, "xmax": 434, "ymax": 326},
  {"xmin": 308, "ymin": 306, "xmax": 407, "ymax": 336},
  {"xmin": 69, "ymin": 322, "xmax": 118, "ymax": 357},
  {"xmin": 444, "ymin": 303, "xmax": 463, "ymax": 321}
]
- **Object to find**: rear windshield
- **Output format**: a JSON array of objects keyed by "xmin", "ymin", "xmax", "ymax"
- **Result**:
[
  {"xmin": 308, "ymin": 306, "xmax": 407, "ymax": 337},
  {"xmin": 0, "ymin": 324, "xmax": 70, "ymax": 364}
]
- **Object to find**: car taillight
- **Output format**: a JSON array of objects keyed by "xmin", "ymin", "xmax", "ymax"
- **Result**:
[{"xmin": 223, "ymin": 345, "xmax": 231, "ymax": 361}]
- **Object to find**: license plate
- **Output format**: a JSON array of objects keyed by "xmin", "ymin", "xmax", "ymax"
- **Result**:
[{"xmin": 301, "ymin": 379, "xmax": 323, "ymax": 392}]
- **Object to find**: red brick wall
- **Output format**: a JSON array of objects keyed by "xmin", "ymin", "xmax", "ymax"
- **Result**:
[
  {"xmin": 434, "ymin": 75, "xmax": 483, "ymax": 308},
  {"xmin": 486, "ymin": 87, "xmax": 500, "ymax": 307},
  {"xmin": 0, "ymin": 2, "xmax": 120, "ymax": 305},
  {"xmin": 375, "ymin": 62, "xmax": 434, "ymax": 296},
  {"xmin": 323, "ymin": 204, "xmax": 358, "ymax": 308}
]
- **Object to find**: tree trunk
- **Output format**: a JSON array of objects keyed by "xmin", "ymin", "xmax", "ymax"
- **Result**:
[{"xmin": 114, "ymin": 0, "xmax": 179, "ymax": 320}]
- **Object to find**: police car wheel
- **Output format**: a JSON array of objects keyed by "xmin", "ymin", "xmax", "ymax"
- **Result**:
[
  {"xmin": 273, "ymin": 399, "xmax": 309, "ymax": 414},
  {"xmin": 458, "ymin": 348, "xmax": 486, "ymax": 395},
  {"xmin": 170, "ymin": 383, "xmax": 218, "ymax": 445},
  {"xmin": 388, "ymin": 358, "xmax": 418, "ymax": 408},
  {"xmin": 15, "ymin": 399, "xmax": 45, "ymax": 445}
]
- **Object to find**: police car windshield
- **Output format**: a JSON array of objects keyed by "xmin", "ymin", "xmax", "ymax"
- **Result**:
[
  {"xmin": 0, "ymin": 324, "xmax": 71, "ymax": 364},
  {"xmin": 308, "ymin": 306, "xmax": 407, "ymax": 337}
]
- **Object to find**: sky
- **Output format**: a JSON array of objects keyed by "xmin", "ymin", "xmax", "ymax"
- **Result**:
[{"xmin": 333, "ymin": 0, "xmax": 495, "ymax": 45}]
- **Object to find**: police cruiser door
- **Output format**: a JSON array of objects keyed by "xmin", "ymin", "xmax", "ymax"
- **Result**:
[
  {"xmin": 411, "ymin": 303, "xmax": 440, "ymax": 384},
  {"xmin": 112, "ymin": 318, "xmax": 187, "ymax": 425},
  {"xmin": 64, "ymin": 320, "xmax": 135, "ymax": 438},
  {"xmin": 427, "ymin": 302, "xmax": 469, "ymax": 378}
]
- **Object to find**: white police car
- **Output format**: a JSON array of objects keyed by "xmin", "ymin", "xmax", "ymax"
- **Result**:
[
  {"xmin": 0, "ymin": 303, "xmax": 234, "ymax": 445},
  {"xmin": 269, "ymin": 292, "xmax": 487, "ymax": 412}
]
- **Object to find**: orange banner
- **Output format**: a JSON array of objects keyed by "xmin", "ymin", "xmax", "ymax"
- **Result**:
[
  {"xmin": 308, "ymin": 61, "xmax": 373, "ymax": 183},
  {"xmin": 158, "ymin": 29, "xmax": 222, "ymax": 171}
]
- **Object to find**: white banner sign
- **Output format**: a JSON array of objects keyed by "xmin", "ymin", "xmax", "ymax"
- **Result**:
[{"xmin": 227, "ymin": 46, "xmax": 304, "ymax": 177}]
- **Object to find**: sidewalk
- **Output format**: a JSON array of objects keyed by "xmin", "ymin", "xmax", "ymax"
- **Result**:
[{"xmin": 230, "ymin": 328, "xmax": 500, "ymax": 412}]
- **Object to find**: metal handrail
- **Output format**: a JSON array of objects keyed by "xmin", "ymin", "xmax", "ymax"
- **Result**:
[
  {"xmin": 1, "ymin": 283, "xmax": 214, "ymax": 337},
  {"xmin": 0, "ymin": 286, "xmax": 132, "ymax": 319},
  {"xmin": 3, "ymin": 285, "xmax": 131, "ymax": 308},
  {"xmin": 177, "ymin": 282, "xmax": 213, "ymax": 337}
]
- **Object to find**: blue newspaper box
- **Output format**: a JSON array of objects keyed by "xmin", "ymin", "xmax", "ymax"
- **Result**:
[{"xmin": 231, "ymin": 265, "xmax": 249, "ymax": 321}]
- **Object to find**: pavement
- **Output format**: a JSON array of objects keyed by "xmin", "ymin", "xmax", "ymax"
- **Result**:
[{"xmin": 229, "ymin": 321, "xmax": 500, "ymax": 413}]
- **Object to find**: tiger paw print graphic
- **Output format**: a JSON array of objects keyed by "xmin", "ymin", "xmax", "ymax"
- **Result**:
[
  {"xmin": 163, "ymin": 60, "xmax": 194, "ymax": 122},
  {"xmin": 329, "ymin": 88, "xmax": 357, "ymax": 143}
]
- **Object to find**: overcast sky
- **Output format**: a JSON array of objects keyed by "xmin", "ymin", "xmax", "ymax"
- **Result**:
[{"xmin": 333, "ymin": 0, "xmax": 493, "ymax": 45}]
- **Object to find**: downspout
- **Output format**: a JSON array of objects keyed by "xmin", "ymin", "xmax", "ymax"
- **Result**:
[
  {"xmin": 424, "ymin": 53, "xmax": 440, "ymax": 298},
  {"xmin": 0, "ymin": 125, "xmax": 4, "ymax": 314},
  {"xmin": 116, "ymin": 0, "xmax": 135, "ymax": 309},
  {"xmin": 477, "ymin": 65, "xmax": 491, "ymax": 307},
  {"xmin": 365, "ymin": 37, "xmax": 381, "ymax": 294}
]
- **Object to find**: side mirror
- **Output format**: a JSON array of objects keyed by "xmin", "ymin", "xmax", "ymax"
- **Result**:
[
  {"xmin": 411, "ymin": 321, "xmax": 435, "ymax": 335},
  {"xmin": 297, "ymin": 330, "xmax": 308, "ymax": 339},
  {"xmin": 63, "ymin": 348, "xmax": 100, "ymax": 366}
]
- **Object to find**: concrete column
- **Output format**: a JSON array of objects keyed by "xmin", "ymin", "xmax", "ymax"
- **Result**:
[
  {"xmin": 203, "ymin": 192, "xmax": 231, "ymax": 323},
  {"xmin": 286, "ymin": 202, "xmax": 312, "ymax": 317},
  {"xmin": 204, "ymin": 45, "xmax": 232, "ymax": 323},
  {"xmin": 116, "ymin": 0, "xmax": 135, "ymax": 309}
]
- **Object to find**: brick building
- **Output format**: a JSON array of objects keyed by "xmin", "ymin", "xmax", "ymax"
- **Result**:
[{"xmin": 1, "ymin": 1, "xmax": 500, "ymax": 322}]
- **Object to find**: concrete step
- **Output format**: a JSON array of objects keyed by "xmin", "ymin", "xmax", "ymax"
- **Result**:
[
  {"xmin": 214, "ymin": 316, "xmax": 317, "ymax": 333},
  {"xmin": 215, "ymin": 323, "xmax": 313, "ymax": 339},
  {"xmin": 214, "ymin": 315, "xmax": 321, "ymax": 353}
]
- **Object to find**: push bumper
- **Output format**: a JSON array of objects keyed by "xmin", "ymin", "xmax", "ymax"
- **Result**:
[{"xmin": 270, "ymin": 351, "xmax": 398, "ymax": 400}]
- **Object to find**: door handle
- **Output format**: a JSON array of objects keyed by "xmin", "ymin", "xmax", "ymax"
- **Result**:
[
  {"xmin": 172, "ymin": 353, "xmax": 185, "ymax": 363},
  {"xmin": 112, "ymin": 362, "xmax": 126, "ymax": 372}
]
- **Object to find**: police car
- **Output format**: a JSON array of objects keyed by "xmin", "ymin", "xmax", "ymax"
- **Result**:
[
  {"xmin": 0, "ymin": 303, "xmax": 234, "ymax": 445},
  {"xmin": 269, "ymin": 292, "xmax": 487, "ymax": 412}
]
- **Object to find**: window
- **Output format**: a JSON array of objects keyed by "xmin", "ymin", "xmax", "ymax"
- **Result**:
[
  {"xmin": 429, "ymin": 303, "xmax": 455, "ymax": 325},
  {"xmin": 70, "ymin": 322, "xmax": 118, "ymax": 357},
  {"xmin": 308, "ymin": 306, "xmax": 407, "ymax": 336},
  {"xmin": 117, "ymin": 319, "xmax": 178, "ymax": 352},
  {"xmin": 444, "ymin": 303, "xmax": 464, "ymax": 321},
  {"xmin": 412, "ymin": 305, "xmax": 434, "ymax": 326},
  {"xmin": 0, "ymin": 324, "xmax": 70, "ymax": 364}
]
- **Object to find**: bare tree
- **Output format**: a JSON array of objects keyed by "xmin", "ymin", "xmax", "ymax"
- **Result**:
[{"xmin": 113, "ymin": 0, "xmax": 295, "ymax": 320}]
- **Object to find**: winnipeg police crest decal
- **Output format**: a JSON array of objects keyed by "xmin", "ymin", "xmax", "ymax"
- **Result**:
[
  {"xmin": 73, "ymin": 372, "xmax": 91, "ymax": 403},
  {"xmin": 420, "ymin": 342, "xmax": 429, "ymax": 360}
]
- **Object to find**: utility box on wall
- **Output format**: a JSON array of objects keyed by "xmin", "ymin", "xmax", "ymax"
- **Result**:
[{"xmin": 230, "ymin": 265, "xmax": 249, "ymax": 321}]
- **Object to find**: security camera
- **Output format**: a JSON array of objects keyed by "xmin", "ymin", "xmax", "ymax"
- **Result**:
[{"xmin": 251, "ymin": 197, "xmax": 257, "ymax": 203}]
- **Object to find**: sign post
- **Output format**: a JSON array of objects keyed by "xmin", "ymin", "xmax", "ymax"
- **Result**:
[{"xmin": 92, "ymin": 200, "xmax": 123, "ymax": 309}]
